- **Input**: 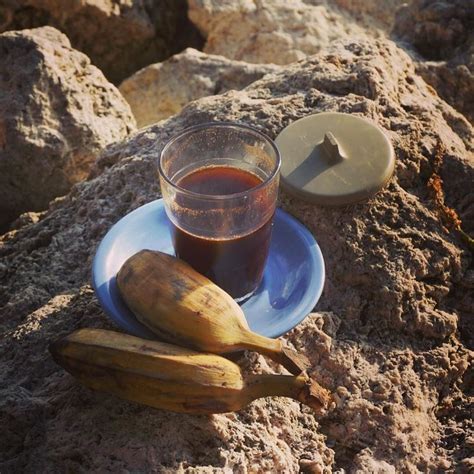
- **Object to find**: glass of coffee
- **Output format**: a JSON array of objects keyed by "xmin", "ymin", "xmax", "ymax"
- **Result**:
[{"xmin": 159, "ymin": 122, "xmax": 281, "ymax": 301}]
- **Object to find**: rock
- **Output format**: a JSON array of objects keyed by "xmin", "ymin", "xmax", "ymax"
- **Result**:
[
  {"xmin": 350, "ymin": 448, "xmax": 397, "ymax": 473},
  {"xmin": 119, "ymin": 48, "xmax": 280, "ymax": 127},
  {"xmin": 9, "ymin": 211, "xmax": 44, "ymax": 231},
  {"xmin": 188, "ymin": 0, "xmax": 473, "ymax": 123},
  {"xmin": 331, "ymin": 0, "xmax": 406, "ymax": 28},
  {"xmin": 0, "ymin": 26, "xmax": 136, "ymax": 231},
  {"xmin": 392, "ymin": 0, "xmax": 474, "ymax": 123},
  {"xmin": 393, "ymin": 0, "xmax": 472, "ymax": 60},
  {"xmin": 415, "ymin": 60, "xmax": 474, "ymax": 124},
  {"xmin": 187, "ymin": 0, "xmax": 372, "ymax": 64},
  {"xmin": 0, "ymin": 0, "xmax": 203, "ymax": 83},
  {"xmin": 0, "ymin": 38, "xmax": 473, "ymax": 471}
]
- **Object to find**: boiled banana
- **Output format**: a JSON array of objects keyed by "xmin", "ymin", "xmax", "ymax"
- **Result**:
[
  {"xmin": 117, "ymin": 250, "xmax": 310, "ymax": 375},
  {"xmin": 50, "ymin": 329, "xmax": 330, "ymax": 414}
]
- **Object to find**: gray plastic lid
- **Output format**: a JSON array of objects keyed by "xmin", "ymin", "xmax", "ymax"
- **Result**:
[{"xmin": 275, "ymin": 112, "xmax": 395, "ymax": 206}]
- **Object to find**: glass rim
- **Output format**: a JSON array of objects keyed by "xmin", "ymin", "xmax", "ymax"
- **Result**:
[{"xmin": 158, "ymin": 122, "xmax": 281, "ymax": 201}]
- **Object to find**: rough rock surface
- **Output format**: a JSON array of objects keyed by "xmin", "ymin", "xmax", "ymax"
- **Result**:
[
  {"xmin": 1, "ymin": 38, "xmax": 473, "ymax": 472},
  {"xmin": 393, "ymin": 0, "xmax": 474, "ymax": 123},
  {"xmin": 187, "ymin": 0, "xmax": 474, "ymax": 125},
  {"xmin": 187, "ymin": 0, "xmax": 373, "ymax": 64},
  {"xmin": 119, "ymin": 48, "xmax": 279, "ymax": 128},
  {"xmin": 0, "ymin": 0, "xmax": 203, "ymax": 83},
  {"xmin": 0, "ymin": 26, "xmax": 136, "ymax": 232}
]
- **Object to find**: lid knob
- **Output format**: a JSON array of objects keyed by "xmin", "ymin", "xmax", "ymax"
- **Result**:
[{"xmin": 322, "ymin": 132, "xmax": 346, "ymax": 164}]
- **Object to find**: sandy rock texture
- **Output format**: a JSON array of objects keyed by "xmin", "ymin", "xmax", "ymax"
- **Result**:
[
  {"xmin": 1, "ymin": 38, "xmax": 473, "ymax": 471},
  {"xmin": 0, "ymin": 0, "xmax": 202, "ymax": 83},
  {"xmin": 0, "ymin": 26, "xmax": 135, "ymax": 233},
  {"xmin": 393, "ymin": 0, "xmax": 474, "ymax": 123},
  {"xmin": 119, "ymin": 48, "xmax": 280, "ymax": 128}
]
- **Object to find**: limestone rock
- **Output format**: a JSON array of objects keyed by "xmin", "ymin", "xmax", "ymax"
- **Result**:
[
  {"xmin": 0, "ymin": 26, "xmax": 136, "ymax": 231},
  {"xmin": 393, "ymin": 0, "xmax": 474, "ymax": 122},
  {"xmin": 0, "ymin": 0, "xmax": 202, "ymax": 83},
  {"xmin": 0, "ymin": 38, "xmax": 473, "ymax": 471},
  {"xmin": 119, "ymin": 48, "xmax": 280, "ymax": 127},
  {"xmin": 187, "ymin": 0, "xmax": 372, "ymax": 64}
]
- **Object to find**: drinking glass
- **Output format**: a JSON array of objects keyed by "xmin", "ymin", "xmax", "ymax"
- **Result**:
[{"xmin": 159, "ymin": 122, "xmax": 281, "ymax": 300}]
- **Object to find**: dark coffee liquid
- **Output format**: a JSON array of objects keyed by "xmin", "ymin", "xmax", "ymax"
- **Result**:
[{"xmin": 171, "ymin": 166, "xmax": 273, "ymax": 298}]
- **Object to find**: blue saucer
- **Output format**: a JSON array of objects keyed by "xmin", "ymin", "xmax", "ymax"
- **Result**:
[{"xmin": 92, "ymin": 199, "xmax": 325, "ymax": 339}]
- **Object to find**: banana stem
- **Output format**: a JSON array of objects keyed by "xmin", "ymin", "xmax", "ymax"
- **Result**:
[
  {"xmin": 240, "ymin": 330, "xmax": 311, "ymax": 375},
  {"xmin": 245, "ymin": 373, "xmax": 305, "ymax": 399},
  {"xmin": 244, "ymin": 374, "xmax": 330, "ymax": 414}
]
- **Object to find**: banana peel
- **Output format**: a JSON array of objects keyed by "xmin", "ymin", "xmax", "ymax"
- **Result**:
[
  {"xmin": 117, "ymin": 250, "xmax": 310, "ymax": 375},
  {"xmin": 50, "ymin": 329, "xmax": 330, "ymax": 415}
]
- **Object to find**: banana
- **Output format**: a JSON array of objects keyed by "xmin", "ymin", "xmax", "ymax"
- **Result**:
[
  {"xmin": 116, "ymin": 250, "xmax": 310, "ymax": 375},
  {"xmin": 50, "ymin": 329, "xmax": 330, "ymax": 414}
]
